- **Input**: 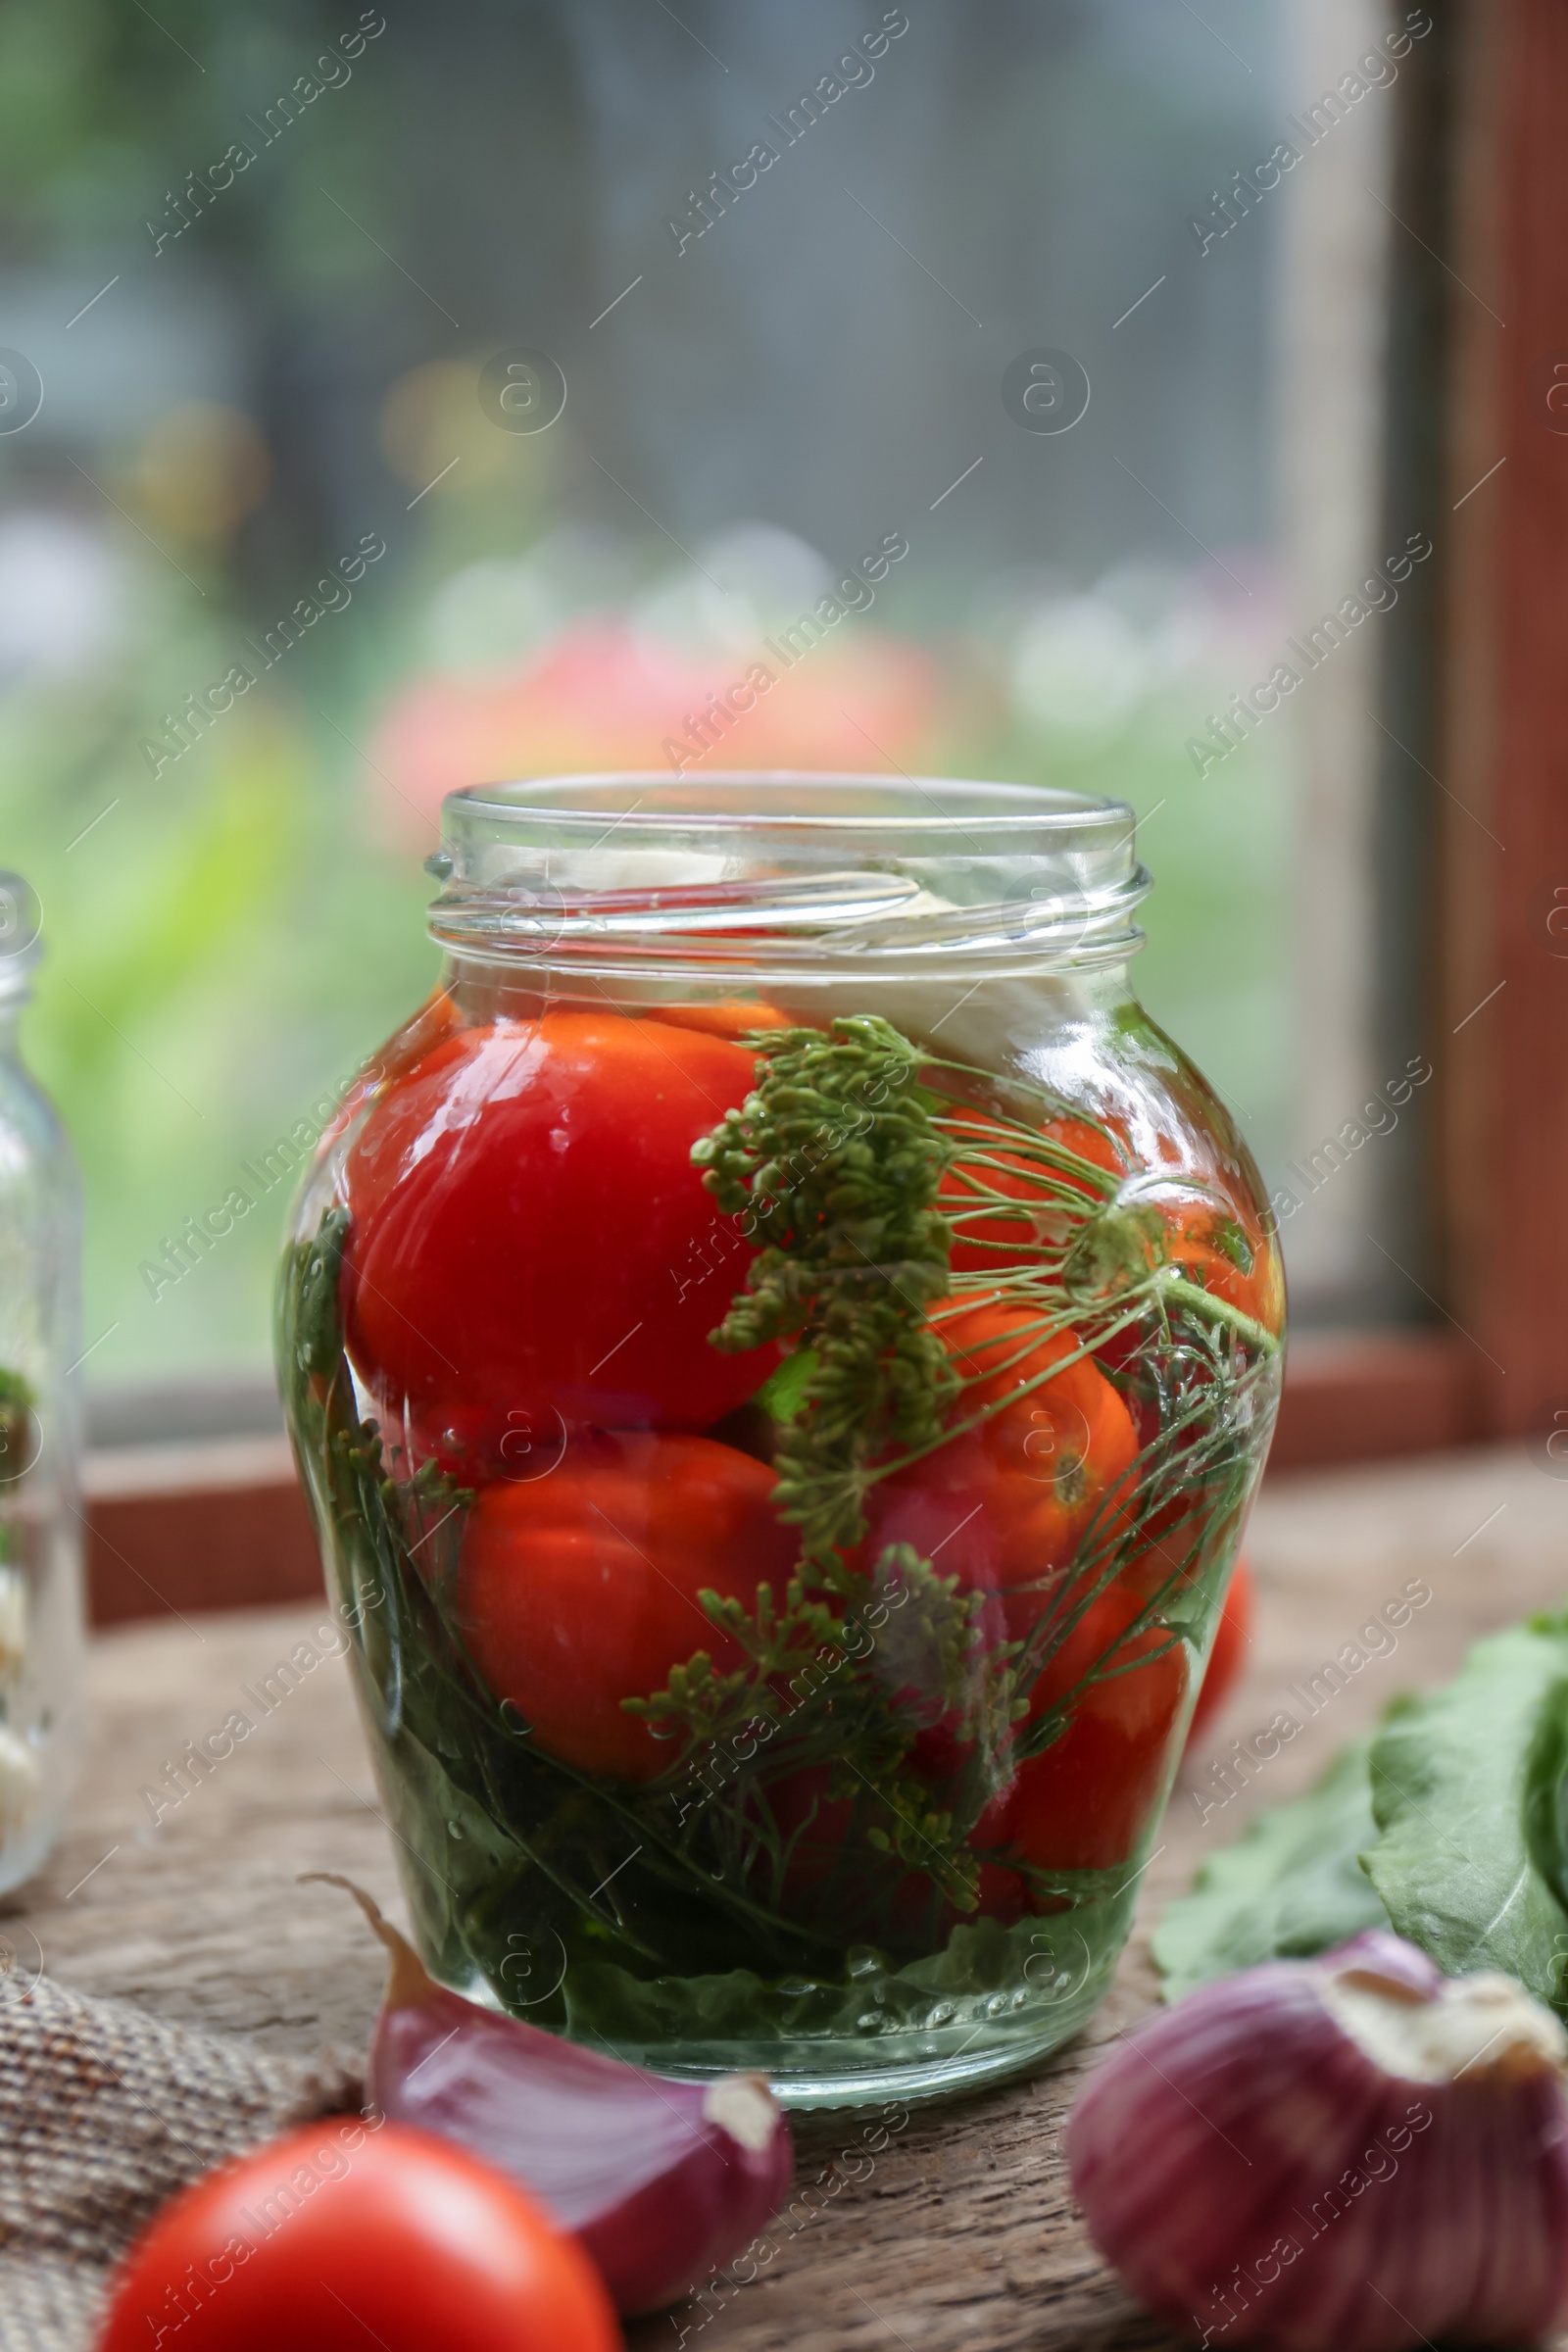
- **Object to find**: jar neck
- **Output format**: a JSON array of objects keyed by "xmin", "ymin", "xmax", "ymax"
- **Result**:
[
  {"xmin": 426, "ymin": 772, "xmax": 1152, "ymax": 979},
  {"xmin": 439, "ymin": 950, "xmax": 1140, "ymax": 1041}
]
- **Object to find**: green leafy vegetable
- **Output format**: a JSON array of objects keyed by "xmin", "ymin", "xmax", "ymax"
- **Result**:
[
  {"xmin": 559, "ymin": 1900, "xmax": 1126, "ymax": 2055},
  {"xmin": 1152, "ymin": 1742, "xmax": 1386, "ymax": 2002},
  {"xmin": 1365, "ymin": 1615, "xmax": 1568, "ymax": 1996},
  {"xmin": 1154, "ymin": 1612, "xmax": 1568, "ymax": 2014}
]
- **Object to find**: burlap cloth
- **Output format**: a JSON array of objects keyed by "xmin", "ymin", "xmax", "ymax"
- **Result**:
[{"xmin": 0, "ymin": 1970, "xmax": 361, "ymax": 2352}]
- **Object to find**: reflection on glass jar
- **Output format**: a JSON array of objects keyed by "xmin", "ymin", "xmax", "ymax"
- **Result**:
[
  {"xmin": 0, "ymin": 871, "xmax": 84, "ymax": 1893},
  {"xmin": 278, "ymin": 777, "xmax": 1284, "ymax": 2107}
]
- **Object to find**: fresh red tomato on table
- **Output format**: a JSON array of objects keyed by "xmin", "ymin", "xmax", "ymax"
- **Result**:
[
  {"xmin": 94, "ymin": 2121, "xmax": 621, "ymax": 2352},
  {"xmin": 456, "ymin": 1432, "xmax": 798, "ymax": 1780},
  {"xmin": 339, "ymin": 1007, "xmax": 777, "ymax": 1445}
]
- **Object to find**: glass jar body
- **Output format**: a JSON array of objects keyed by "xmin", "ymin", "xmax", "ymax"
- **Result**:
[
  {"xmin": 280, "ymin": 930, "xmax": 1282, "ymax": 2105},
  {"xmin": 0, "ymin": 1014, "xmax": 84, "ymax": 1895}
]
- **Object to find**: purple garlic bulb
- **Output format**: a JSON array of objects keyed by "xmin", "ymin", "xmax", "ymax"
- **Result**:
[{"xmin": 1067, "ymin": 1931, "xmax": 1568, "ymax": 2351}]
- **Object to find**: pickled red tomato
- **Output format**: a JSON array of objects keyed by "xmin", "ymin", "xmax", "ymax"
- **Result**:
[
  {"xmin": 938, "ymin": 1112, "xmax": 1128, "ymax": 1275},
  {"xmin": 759, "ymin": 1764, "xmax": 953, "ymax": 1941},
  {"xmin": 1163, "ymin": 1197, "xmax": 1282, "ymax": 1331},
  {"xmin": 937, "ymin": 1106, "xmax": 1281, "ymax": 1341},
  {"xmin": 975, "ymin": 1582, "xmax": 1188, "ymax": 1878},
  {"xmin": 340, "ymin": 1010, "xmax": 777, "ymax": 1438},
  {"xmin": 649, "ymin": 1000, "xmax": 794, "ymax": 1043},
  {"xmin": 767, "ymin": 1589, "xmax": 1183, "ymax": 1920},
  {"xmin": 456, "ymin": 1432, "xmax": 798, "ymax": 1782},
  {"xmin": 845, "ymin": 1301, "xmax": 1150, "ymax": 1898},
  {"xmin": 320, "ymin": 985, "xmax": 463, "ymax": 1160},
  {"xmin": 1184, "ymin": 1555, "xmax": 1254, "ymax": 1745},
  {"xmin": 861, "ymin": 1299, "xmax": 1139, "ymax": 1638}
]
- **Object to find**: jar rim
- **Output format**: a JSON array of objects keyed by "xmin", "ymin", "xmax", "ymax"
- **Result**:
[
  {"xmin": 429, "ymin": 770, "xmax": 1152, "ymax": 974},
  {"xmin": 441, "ymin": 770, "xmax": 1132, "ymax": 836}
]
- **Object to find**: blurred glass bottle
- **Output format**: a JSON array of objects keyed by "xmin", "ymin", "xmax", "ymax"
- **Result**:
[{"xmin": 0, "ymin": 872, "xmax": 83, "ymax": 1891}]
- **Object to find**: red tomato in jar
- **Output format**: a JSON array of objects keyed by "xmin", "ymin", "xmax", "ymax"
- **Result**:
[
  {"xmin": 937, "ymin": 1110, "xmax": 1127, "ymax": 1275},
  {"xmin": 765, "ymin": 1590, "xmax": 1185, "ymax": 1923},
  {"xmin": 95, "ymin": 2121, "xmax": 621, "ymax": 2352},
  {"xmin": 1184, "ymin": 1555, "xmax": 1254, "ymax": 1746},
  {"xmin": 318, "ymin": 985, "xmax": 463, "ymax": 1158},
  {"xmin": 1087, "ymin": 1189, "xmax": 1282, "ymax": 1447},
  {"xmin": 862, "ymin": 1299, "xmax": 1140, "ymax": 1642},
  {"xmin": 1121, "ymin": 1494, "xmax": 1241, "ymax": 1608},
  {"xmin": 375, "ymin": 1395, "xmax": 572, "ymax": 1490},
  {"xmin": 340, "ymin": 1009, "xmax": 776, "ymax": 1437},
  {"xmin": 976, "ymin": 1580, "xmax": 1189, "ymax": 1878},
  {"xmin": 759, "ymin": 1763, "xmax": 956, "ymax": 1942},
  {"xmin": 651, "ymin": 1000, "xmax": 794, "ymax": 1043},
  {"xmin": 1161, "ymin": 1199, "xmax": 1282, "ymax": 1334},
  {"xmin": 455, "ymin": 1432, "xmax": 798, "ymax": 1781}
]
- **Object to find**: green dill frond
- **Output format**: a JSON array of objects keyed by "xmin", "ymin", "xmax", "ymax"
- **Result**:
[{"xmin": 692, "ymin": 1014, "xmax": 957, "ymax": 1559}]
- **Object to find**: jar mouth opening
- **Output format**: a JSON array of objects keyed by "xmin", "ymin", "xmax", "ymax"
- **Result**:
[
  {"xmin": 429, "ymin": 770, "xmax": 1151, "ymax": 973},
  {"xmin": 443, "ymin": 771, "xmax": 1131, "ymax": 836}
]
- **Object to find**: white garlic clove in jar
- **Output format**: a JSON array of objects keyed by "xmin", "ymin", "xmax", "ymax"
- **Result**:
[{"xmin": 1067, "ymin": 1929, "xmax": 1568, "ymax": 2352}]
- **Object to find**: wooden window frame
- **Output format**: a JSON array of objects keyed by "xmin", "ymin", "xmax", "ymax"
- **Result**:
[
  {"xmin": 1433, "ymin": 0, "xmax": 1568, "ymax": 1442},
  {"xmin": 84, "ymin": 0, "xmax": 1556, "ymax": 1621},
  {"xmin": 1274, "ymin": 0, "xmax": 1560, "ymax": 1461}
]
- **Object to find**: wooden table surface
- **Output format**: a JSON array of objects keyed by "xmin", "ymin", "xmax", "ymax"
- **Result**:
[{"xmin": 12, "ymin": 1445, "xmax": 1566, "ymax": 2351}]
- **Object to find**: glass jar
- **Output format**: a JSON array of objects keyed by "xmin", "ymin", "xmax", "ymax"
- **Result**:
[
  {"xmin": 279, "ymin": 776, "xmax": 1284, "ymax": 2106},
  {"xmin": 0, "ymin": 873, "xmax": 85, "ymax": 1894}
]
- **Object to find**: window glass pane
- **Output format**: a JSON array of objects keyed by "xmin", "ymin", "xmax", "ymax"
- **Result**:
[{"xmin": 0, "ymin": 0, "xmax": 1413, "ymax": 1399}]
